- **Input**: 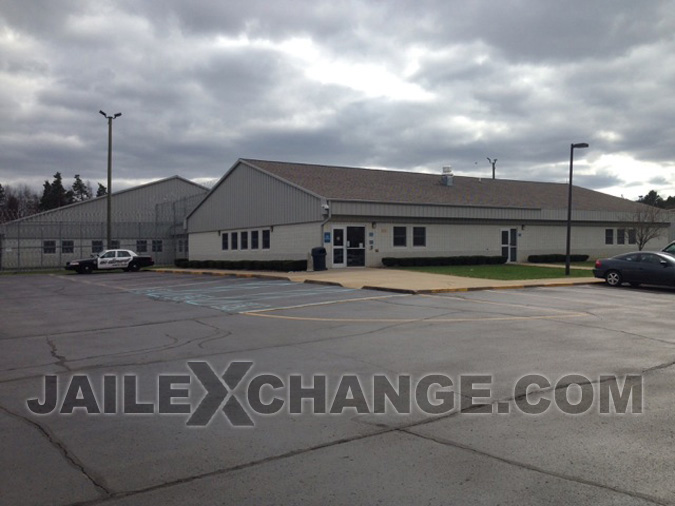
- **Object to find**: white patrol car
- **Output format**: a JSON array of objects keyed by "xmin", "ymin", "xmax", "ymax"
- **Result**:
[{"xmin": 65, "ymin": 249, "xmax": 155, "ymax": 274}]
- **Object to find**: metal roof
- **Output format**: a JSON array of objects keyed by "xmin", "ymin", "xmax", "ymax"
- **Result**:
[{"xmin": 240, "ymin": 159, "xmax": 645, "ymax": 212}]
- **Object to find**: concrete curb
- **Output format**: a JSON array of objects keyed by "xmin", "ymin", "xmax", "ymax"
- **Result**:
[
  {"xmin": 152, "ymin": 268, "xmax": 604, "ymax": 294},
  {"xmin": 152, "ymin": 269, "xmax": 291, "ymax": 282},
  {"xmin": 303, "ymin": 279, "xmax": 344, "ymax": 287}
]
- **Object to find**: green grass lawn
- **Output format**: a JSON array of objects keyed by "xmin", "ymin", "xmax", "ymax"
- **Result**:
[{"xmin": 396, "ymin": 264, "xmax": 594, "ymax": 280}]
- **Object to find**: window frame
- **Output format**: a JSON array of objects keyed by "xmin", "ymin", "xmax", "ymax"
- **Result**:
[
  {"xmin": 61, "ymin": 240, "xmax": 74, "ymax": 254},
  {"xmin": 605, "ymin": 229, "xmax": 614, "ymax": 245},
  {"xmin": 393, "ymin": 226, "xmax": 407, "ymax": 247},
  {"xmin": 412, "ymin": 227, "xmax": 426, "ymax": 247}
]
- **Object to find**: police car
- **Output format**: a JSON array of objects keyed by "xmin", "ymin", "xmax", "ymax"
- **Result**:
[{"xmin": 65, "ymin": 249, "xmax": 155, "ymax": 274}]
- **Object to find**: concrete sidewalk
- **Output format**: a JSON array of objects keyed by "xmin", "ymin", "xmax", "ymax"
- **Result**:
[{"xmin": 153, "ymin": 267, "xmax": 604, "ymax": 293}]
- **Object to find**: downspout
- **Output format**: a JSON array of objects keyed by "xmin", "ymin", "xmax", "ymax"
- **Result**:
[{"xmin": 320, "ymin": 199, "xmax": 332, "ymax": 244}]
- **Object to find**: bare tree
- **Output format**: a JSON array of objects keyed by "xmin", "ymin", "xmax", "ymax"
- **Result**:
[{"xmin": 624, "ymin": 204, "xmax": 670, "ymax": 251}]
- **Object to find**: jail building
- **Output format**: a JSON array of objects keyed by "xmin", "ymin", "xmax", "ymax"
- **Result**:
[
  {"xmin": 0, "ymin": 176, "xmax": 208, "ymax": 270},
  {"xmin": 186, "ymin": 159, "xmax": 671, "ymax": 268}
]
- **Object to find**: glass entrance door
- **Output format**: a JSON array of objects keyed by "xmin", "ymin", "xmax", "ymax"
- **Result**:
[
  {"xmin": 501, "ymin": 228, "xmax": 517, "ymax": 262},
  {"xmin": 332, "ymin": 228, "xmax": 345, "ymax": 267},
  {"xmin": 346, "ymin": 226, "xmax": 366, "ymax": 267}
]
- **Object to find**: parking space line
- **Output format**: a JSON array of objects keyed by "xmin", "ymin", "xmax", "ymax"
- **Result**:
[
  {"xmin": 242, "ymin": 294, "xmax": 410, "ymax": 314},
  {"xmin": 242, "ymin": 311, "xmax": 587, "ymax": 323}
]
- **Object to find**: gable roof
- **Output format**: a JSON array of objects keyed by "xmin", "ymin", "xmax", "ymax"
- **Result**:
[
  {"xmin": 241, "ymin": 159, "xmax": 642, "ymax": 212},
  {"xmin": 1, "ymin": 176, "xmax": 208, "ymax": 225}
]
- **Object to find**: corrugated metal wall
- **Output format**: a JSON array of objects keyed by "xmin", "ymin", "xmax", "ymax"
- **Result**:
[
  {"xmin": 0, "ymin": 178, "xmax": 208, "ymax": 270},
  {"xmin": 188, "ymin": 163, "xmax": 323, "ymax": 233}
]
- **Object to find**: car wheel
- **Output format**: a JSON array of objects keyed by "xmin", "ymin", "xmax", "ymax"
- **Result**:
[
  {"xmin": 605, "ymin": 270, "xmax": 622, "ymax": 287},
  {"xmin": 82, "ymin": 264, "xmax": 93, "ymax": 274},
  {"xmin": 129, "ymin": 262, "xmax": 140, "ymax": 272}
]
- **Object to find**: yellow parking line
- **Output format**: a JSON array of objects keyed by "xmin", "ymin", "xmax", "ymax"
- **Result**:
[{"xmin": 242, "ymin": 312, "xmax": 587, "ymax": 323}]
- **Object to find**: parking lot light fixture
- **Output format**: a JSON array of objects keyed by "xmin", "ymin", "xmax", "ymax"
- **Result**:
[
  {"xmin": 99, "ymin": 110, "xmax": 122, "ymax": 250},
  {"xmin": 565, "ymin": 142, "xmax": 589, "ymax": 275}
]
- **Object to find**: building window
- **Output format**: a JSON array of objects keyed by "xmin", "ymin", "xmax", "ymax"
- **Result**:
[
  {"xmin": 393, "ymin": 226, "xmax": 407, "ymax": 247},
  {"xmin": 136, "ymin": 240, "xmax": 147, "ymax": 253},
  {"xmin": 617, "ymin": 229, "xmax": 625, "ymax": 245},
  {"xmin": 605, "ymin": 229, "xmax": 614, "ymax": 245},
  {"xmin": 92, "ymin": 240, "xmax": 103, "ymax": 253},
  {"xmin": 628, "ymin": 229, "xmax": 637, "ymax": 245},
  {"xmin": 178, "ymin": 240, "xmax": 184, "ymax": 253},
  {"xmin": 241, "ymin": 231, "xmax": 248, "ymax": 249},
  {"xmin": 152, "ymin": 240, "xmax": 163, "ymax": 253},
  {"xmin": 413, "ymin": 227, "xmax": 426, "ymax": 247},
  {"xmin": 221, "ymin": 233, "xmax": 228, "ymax": 250},
  {"xmin": 43, "ymin": 240, "xmax": 56, "ymax": 254},
  {"xmin": 231, "ymin": 232, "xmax": 238, "ymax": 250},
  {"xmin": 262, "ymin": 230, "xmax": 270, "ymax": 249},
  {"xmin": 62, "ymin": 240, "xmax": 74, "ymax": 254},
  {"xmin": 251, "ymin": 230, "xmax": 259, "ymax": 249}
]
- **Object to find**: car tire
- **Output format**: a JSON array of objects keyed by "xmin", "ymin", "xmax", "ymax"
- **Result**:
[
  {"xmin": 82, "ymin": 264, "xmax": 93, "ymax": 274},
  {"xmin": 129, "ymin": 262, "xmax": 140, "ymax": 272},
  {"xmin": 605, "ymin": 270, "xmax": 622, "ymax": 287}
]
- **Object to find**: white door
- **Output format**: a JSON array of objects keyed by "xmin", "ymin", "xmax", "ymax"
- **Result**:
[
  {"xmin": 332, "ymin": 228, "xmax": 346, "ymax": 268},
  {"xmin": 501, "ymin": 228, "xmax": 518, "ymax": 262}
]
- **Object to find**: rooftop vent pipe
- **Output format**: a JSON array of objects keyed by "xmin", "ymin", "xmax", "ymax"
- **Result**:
[{"xmin": 441, "ymin": 166, "xmax": 454, "ymax": 186}]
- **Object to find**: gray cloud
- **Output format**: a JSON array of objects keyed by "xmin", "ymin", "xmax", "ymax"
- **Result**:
[{"xmin": 1, "ymin": 0, "xmax": 674, "ymax": 200}]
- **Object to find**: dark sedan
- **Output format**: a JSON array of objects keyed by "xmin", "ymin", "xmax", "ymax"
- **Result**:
[{"xmin": 593, "ymin": 251, "xmax": 675, "ymax": 287}]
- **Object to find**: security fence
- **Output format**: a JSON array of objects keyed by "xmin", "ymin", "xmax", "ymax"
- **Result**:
[{"xmin": 0, "ymin": 194, "xmax": 203, "ymax": 272}]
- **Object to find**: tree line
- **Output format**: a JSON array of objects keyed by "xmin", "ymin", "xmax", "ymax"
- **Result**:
[
  {"xmin": 636, "ymin": 190, "xmax": 675, "ymax": 209},
  {"xmin": 0, "ymin": 173, "xmax": 107, "ymax": 223}
]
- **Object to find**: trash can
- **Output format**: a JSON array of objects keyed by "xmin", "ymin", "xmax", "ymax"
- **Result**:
[{"xmin": 311, "ymin": 246, "xmax": 327, "ymax": 271}]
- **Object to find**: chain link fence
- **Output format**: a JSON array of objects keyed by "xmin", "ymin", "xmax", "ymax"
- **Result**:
[{"xmin": 0, "ymin": 194, "xmax": 203, "ymax": 272}]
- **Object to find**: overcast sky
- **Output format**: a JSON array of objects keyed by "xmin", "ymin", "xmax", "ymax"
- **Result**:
[{"xmin": 2, "ymin": 0, "xmax": 675, "ymax": 200}]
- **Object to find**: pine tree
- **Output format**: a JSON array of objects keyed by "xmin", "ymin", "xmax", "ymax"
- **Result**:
[
  {"xmin": 96, "ymin": 183, "xmax": 107, "ymax": 197},
  {"xmin": 72, "ymin": 174, "xmax": 92, "ymax": 202},
  {"xmin": 0, "ymin": 183, "xmax": 5, "ymax": 207},
  {"xmin": 39, "ymin": 172, "xmax": 74, "ymax": 210}
]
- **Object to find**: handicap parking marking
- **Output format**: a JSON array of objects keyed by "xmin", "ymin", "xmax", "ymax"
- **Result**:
[{"xmin": 130, "ymin": 279, "xmax": 367, "ymax": 314}]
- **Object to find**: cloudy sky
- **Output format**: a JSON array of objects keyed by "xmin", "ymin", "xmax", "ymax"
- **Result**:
[{"xmin": 2, "ymin": 0, "xmax": 675, "ymax": 199}]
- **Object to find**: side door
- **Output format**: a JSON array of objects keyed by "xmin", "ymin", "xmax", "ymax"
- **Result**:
[
  {"xmin": 637, "ymin": 253, "xmax": 670, "ymax": 285},
  {"xmin": 98, "ymin": 250, "xmax": 117, "ymax": 269},
  {"xmin": 116, "ymin": 250, "xmax": 133, "ymax": 269},
  {"xmin": 500, "ymin": 229, "xmax": 517, "ymax": 262}
]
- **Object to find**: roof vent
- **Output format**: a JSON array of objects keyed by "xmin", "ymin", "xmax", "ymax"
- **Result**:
[{"xmin": 441, "ymin": 166, "xmax": 454, "ymax": 187}]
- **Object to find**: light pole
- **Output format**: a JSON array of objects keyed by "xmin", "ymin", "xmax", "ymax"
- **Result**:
[
  {"xmin": 565, "ymin": 142, "xmax": 589, "ymax": 275},
  {"xmin": 99, "ymin": 110, "xmax": 122, "ymax": 250}
]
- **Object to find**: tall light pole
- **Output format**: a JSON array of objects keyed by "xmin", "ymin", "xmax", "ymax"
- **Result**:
[
  {"xmin": 99, "ymin": 110, "xmax": 122, "ymax": 249},
  {"xmin": 565, "ymin": 142, "xmax": 589, "ymax": 275}
]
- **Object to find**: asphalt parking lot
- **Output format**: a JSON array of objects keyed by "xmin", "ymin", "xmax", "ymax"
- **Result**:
[{"xmin": 2, "ymin": 272, "xmax": 675, "ymax": 505}]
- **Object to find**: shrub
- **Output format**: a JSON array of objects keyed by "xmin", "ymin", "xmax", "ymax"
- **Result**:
[
  {"xmin": 176, "ymin": 259, "xmax": 307, "ymax": 272},
  {"xmin": 382, "ymin": 255, "xmax": 507, "ymax": 267},
  {"xmin": 528, "ymin": 254, "xmax": 589, "ymax": 263},
  {"xmin": 174, "ymin": 258, "xmax": 189, "ymax": 268}
]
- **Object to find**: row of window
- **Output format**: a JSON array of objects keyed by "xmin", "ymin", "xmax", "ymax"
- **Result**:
[
  {"xmin": 393, "ymin": 226, "xmax": 426, "ymax": 247},
  {"xmin": 605, "ymin": 228, "xmax": 637, "ymax": 245},
  {"xmin": 222, "ymin": 230, "xmax": 271, "ymax": 251},
  {"xmin": 42, "ymin": 240, "xmax": 163, "ymax": 254}
]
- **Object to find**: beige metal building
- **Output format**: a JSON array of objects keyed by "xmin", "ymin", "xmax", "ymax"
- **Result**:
[
  {"xmin": 187, "ymin": 159, "xmax": 671, "ymax": 268},
  {"xmin": 0, "ymin": 176, "xmax": 208, "ymax": 270}
]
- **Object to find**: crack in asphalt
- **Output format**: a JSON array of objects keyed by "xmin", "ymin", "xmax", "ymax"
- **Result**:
[
  {"xmin": 45, "ymin": 367, "xmax": 672, "ymax": 506},
  {"xmin": 0, "ymin": 404, "xmax": 112, "ymax": 500},
  {"xmin": 400, "ymin": 430, "xmax": 670, "ymax": 506}
]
